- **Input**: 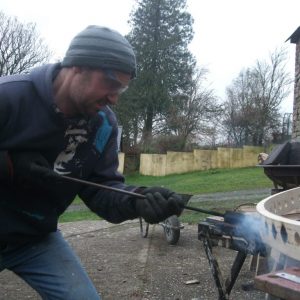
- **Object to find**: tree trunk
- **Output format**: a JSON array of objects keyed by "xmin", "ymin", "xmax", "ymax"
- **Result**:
[{"xmin": 142, "ymin": 105, "xmax": 154, "ymax": 150}]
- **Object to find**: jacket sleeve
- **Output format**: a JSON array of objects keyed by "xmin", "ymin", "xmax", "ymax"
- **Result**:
[{"xmin": 78, "ymin": 110, "xmax": 139, "ymax": 224}]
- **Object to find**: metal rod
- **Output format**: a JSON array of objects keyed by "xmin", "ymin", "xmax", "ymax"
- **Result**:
[
  {"xmin": 184, "ymin": 205, "xmax": 225, "ymax": 217},
  {"xmin": 61, "ymin": 175, "xmax": 147, "ymax": 199},
  {"xmin": 60, "ymin": 175, "xmax": 224, "ymax": 216}
]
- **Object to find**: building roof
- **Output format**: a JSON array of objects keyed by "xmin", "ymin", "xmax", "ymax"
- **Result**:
[{"xmin": 286, "ymin": 26, "xmax": 300, "ymax": 43}]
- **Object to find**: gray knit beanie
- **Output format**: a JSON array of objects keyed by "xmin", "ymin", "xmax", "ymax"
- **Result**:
[{"xmin": 61, "ymin": 25, "xmax": 136, "ymax": 78}]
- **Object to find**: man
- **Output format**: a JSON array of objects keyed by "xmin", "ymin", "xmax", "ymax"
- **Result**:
[{"xmin": 0, "ymin": 25, "xmax": 184, "ymax": 299}]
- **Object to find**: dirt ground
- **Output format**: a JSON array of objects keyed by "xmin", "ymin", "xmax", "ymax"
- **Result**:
[{"xmin": 0, "ymin": 219, "xmax": 267, "ymax": 300}]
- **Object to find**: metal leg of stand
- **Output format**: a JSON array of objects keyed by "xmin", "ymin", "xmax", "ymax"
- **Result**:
[
  {"xmin": 202, "ymin": 232, "xmax": 248, "ymax": 300},
  {"xmin": 202, "ymin": 235, "xmax": 229, "ymax": 300},
  {"xmin": 225, "ymin": 251, "xmax": 247, "ymax": 295}
]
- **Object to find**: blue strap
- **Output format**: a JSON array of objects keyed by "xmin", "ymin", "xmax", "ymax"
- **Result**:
[{"xmin": 94, "ymin": 111, "xmax": 112, "ymax": 153}]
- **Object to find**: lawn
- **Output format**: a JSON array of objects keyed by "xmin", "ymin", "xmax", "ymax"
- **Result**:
[{"xmin": 125, "ymin": 166, "xmax": 273, "ymax": 194}]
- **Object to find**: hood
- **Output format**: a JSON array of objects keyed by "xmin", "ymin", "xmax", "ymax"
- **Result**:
[{"xmin": 29, "ymin": 63, "xmax": 61, "ymax": 111}]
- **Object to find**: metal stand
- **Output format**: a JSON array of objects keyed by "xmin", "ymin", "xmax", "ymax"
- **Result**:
[{"xmin": 198, "ymin": 215, "xmax": 267, "ymax": 300}]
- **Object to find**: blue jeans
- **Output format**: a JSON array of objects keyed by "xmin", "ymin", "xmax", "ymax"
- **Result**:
[{"xmin": 0, "ymin": 230, "xmax": 101, "ymax": 300}]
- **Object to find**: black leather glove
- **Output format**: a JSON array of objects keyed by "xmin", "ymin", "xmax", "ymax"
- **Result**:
[
  {"xmin": 135, "ymin": 187, "xmax": 185, "ymax": 224},
  {"xmin": 1, "ymin": 151, "xmax": 60, "ymax": 186}
]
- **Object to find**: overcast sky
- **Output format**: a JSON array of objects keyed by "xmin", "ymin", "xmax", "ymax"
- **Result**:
[{"xmin": 1, "ymin": 0, "xmax": 299, "ymax": 113}]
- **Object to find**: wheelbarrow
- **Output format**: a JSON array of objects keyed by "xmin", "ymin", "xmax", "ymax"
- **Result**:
[
  {"xmin": 138, "ymin": 194, "xmax": 192, "ymax": 245},
  {"xmin": 139, "ymin": 215, "xmax": 183, "ymax": 245}
]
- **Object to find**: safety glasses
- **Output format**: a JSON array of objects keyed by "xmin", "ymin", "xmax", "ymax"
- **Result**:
[{"xmin": 102, "ymin": 69, "xmax": 129, "ymax": 95}]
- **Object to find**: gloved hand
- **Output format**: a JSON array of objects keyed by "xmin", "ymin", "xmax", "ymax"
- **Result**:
[
  {"xmin": 0, "ymin": 151, "xmax": 60, "ymax": 186},
  {"xmin": 135, "ymin": 187, "xmax": 185, "ymax": 224}
]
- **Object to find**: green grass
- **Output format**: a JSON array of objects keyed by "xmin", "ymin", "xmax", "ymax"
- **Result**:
[
  {"xmin": 59, "ymin": 167, "xmax": 273, "ymax": 223},
  {"xmin": 125, "ymin": 166, "xmax": 273, "ymax": 194}
]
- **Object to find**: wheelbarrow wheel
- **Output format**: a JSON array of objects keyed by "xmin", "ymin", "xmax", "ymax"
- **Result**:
[{"xmin": 163, "ymin": 215, "xmax": 180, "ymax": 245}]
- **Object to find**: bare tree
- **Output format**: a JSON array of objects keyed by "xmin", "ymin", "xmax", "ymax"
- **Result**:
[
  {"xmin": 223, "ymin": 47, "xmax": 292, "ymax": 146},
  {"xmin": 162, "ymin": 67, "xmax": 222, "ymax": 150},
  {"xmin": 0, "ymin": 11, "xmax": 52, "ymax": 76}
]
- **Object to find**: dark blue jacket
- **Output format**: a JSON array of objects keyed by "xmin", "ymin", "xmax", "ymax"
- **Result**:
[{"xmin": 0, "ymin": 63, "xmax": 138, "ymax": 243}]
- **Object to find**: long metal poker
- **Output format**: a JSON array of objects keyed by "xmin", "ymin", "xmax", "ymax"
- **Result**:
[
  {"xmin": 61, "ymin": 175, "xmax": 147, "ymax": 198},
  {"xmin": 60, "ymin": 175, "xmax": 223, "ymax": 216},
  {"xmin": 184, "ymin": 205, "xmax": 224, "ymax": 216}
]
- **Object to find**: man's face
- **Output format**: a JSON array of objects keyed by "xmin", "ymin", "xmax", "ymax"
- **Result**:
[{"xmin": 69, "ymin": 68, "xmax": 131, "ymax": 117}]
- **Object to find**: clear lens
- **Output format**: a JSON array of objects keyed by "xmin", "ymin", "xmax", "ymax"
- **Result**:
[{"xmin": 102, "ymin": 69, "xmax": 128, "ymax": 95}]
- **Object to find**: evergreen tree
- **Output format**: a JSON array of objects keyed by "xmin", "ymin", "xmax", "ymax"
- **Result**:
[{"xmin": 115, "ymin": 0, "xmax": 196, "ymax": 150}]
